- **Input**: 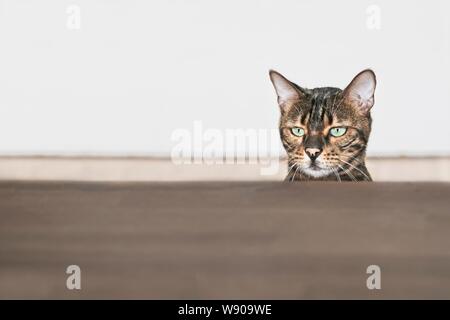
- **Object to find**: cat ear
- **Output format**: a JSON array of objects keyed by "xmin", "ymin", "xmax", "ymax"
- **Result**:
[
  {"xmin": 269, "ymin": 70, "xmax": 305, "ymax": 109},
  {"xmin": 343, "ymin": 69, "xmax": 376, "ymax": 114}
]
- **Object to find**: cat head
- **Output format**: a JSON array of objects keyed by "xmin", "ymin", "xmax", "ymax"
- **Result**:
[{"xmin": 269, "ymin": 69, "xmax": 376, "ymax": 179}]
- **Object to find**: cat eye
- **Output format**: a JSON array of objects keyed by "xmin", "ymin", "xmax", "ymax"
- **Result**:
[
  {"xmin": 291, "ymin": 127, "xmax": 305, "ymax": 137},
  {"xmin": 329, "ymin": 127, "xmax": 347, "ymax": 137}
]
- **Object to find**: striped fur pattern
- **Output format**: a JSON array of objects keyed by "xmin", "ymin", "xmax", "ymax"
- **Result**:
[{"xmin": 269, "ymin": 69, "xmax": 377, "ymax": 182}]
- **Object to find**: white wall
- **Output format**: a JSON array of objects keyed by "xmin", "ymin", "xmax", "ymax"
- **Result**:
[{"xmin": 0, "ymin": 0, "xmax": 449, "ymax": 156}]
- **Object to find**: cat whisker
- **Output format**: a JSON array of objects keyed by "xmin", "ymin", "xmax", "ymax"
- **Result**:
[
  {"xmin": 347, "ymin": 155, "xmax": 366, "ymax": 167},
  {"xmin": 339, "ymin": 159, "xmax": 370, "ymax": 181},
  {"xmin": 284, "ymin": 141, "xmax": 298, "ymax": 151},
  {"xmin": 331, "ymin": 97, "xmax": 344, "ymax": 116},
  {"xmin": 288, "ymin": 155, "xmax": 304, "ymax": 163},
  {"xmin": 291, "ymin": 165, "xmax": 301, "ymax": 182},
  {"xmin": 337, "ymin": 164, "xmax": 357, "ymax": 182},
  {"xmin": 332, "ymin": 167, "xmax": 341, "ymax": 182},
  {"xmin": 332, "ymin": 93, "xmax": 338, "ymax": 109},
  {"xmin": 286, "ymin": 163, "xmax": 298, "ymax": 178}
]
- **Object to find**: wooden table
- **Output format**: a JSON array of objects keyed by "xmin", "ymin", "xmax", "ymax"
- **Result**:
[{"xmin": 0, "ymin": 181, "xmax": 449, "ymax": 299}]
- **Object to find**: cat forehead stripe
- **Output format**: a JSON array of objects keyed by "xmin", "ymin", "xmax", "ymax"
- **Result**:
[{"xmin": 309, "ymin": 92, "xmax": 329, "ymax": 129}]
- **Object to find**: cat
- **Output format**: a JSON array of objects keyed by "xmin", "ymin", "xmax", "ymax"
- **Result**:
[{"xmin": 269, "ymin": 69, "xmax": 376, "ymax": 182}]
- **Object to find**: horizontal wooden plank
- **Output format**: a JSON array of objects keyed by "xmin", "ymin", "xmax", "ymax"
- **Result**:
[
  {"xmin": 0, "ymin": 181, "xmax": 449, "ymax": 299},
  {"xmin": 0, "ymin": 157, "xmax": 449, "ymax": 181}
]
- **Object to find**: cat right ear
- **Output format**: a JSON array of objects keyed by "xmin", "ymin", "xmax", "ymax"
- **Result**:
[
  {"xmin": 269, "ymin": 70, "xmax": 304, "ymax": 110},
  {"xmin": 342, "ymin": 69, "xmax": 377, "ymax": 114}
]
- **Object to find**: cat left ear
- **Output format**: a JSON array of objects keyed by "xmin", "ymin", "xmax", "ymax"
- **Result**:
[
  {"xmin": 269, "ymin": 70, "xmax": 305, "ymax": 109},
  {"xmin": 343, "ymin": 69, "xmax": 376, "ymax": 114}
]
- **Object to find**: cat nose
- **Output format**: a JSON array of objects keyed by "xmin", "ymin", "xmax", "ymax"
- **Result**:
[{"xmin": 305, "ymin": 148, "xmax": 322, "ymax": 161}]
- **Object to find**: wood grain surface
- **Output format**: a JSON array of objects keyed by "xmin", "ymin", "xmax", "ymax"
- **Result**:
[{"xmin": 0, "ymin": 181, "xmax": 449, "ymax": 299}]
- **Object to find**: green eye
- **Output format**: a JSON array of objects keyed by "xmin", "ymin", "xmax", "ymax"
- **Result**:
[
  {"xmin": 330, "ymin": 127, "xmax": 347, "ymax": 137},
  {"xmin": 291, "ymin": 127, "xmax": 305, "ymax": 137}
]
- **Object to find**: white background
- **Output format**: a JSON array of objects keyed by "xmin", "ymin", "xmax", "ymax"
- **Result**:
[{"xmin": 0, "ymin": 0, "xmax": 449, "ymax": 156}]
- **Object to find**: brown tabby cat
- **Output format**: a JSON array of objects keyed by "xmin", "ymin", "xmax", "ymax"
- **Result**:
[{"xmin": 269, "ymin": 69, "xmax": 376, "ymax": 182}]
